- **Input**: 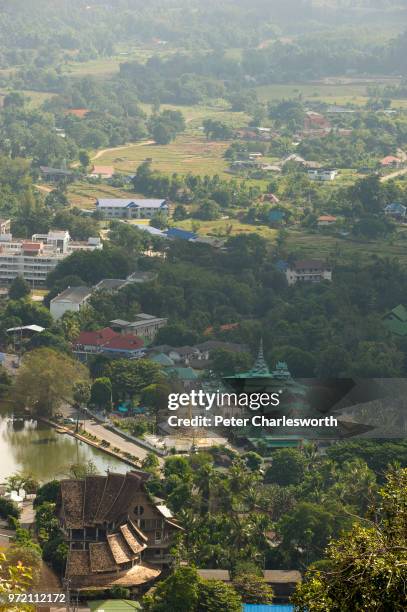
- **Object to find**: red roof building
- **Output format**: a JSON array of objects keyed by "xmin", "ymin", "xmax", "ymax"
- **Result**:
[
  {"xmin": 75, "ymin": 327, "xmax": 118, "ymax": 348},
  {"xmin": 65, "ymin": 108, "xmax": 90, "ymax": 119},
  {"xmin": 380, "ymin": 155, "xmax": 401, "ymax": 167},
  {"xmin": 74, "ymin": 327, "xmax": 144, "ymax": 358}
]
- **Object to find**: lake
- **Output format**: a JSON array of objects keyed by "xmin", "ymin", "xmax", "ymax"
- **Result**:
[{"xmin": 0, "ymin": 404, "xmax": 127, "ymax": 482}]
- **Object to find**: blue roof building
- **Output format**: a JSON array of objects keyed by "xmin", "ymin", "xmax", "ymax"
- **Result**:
[
  {"xmin": 96, "ymin": 198, "xmax": 168, "ymax": 220},
  {"xmin": 165, "ymin": 227, "xmax": 198, "ymax": 241},
  {"xmin": 384, "ymin": 202, "xmax": 406, "ymax": 217},
  {"xmin": 269, "ymin": 210, "xmax": 286, "ymax": 223}
]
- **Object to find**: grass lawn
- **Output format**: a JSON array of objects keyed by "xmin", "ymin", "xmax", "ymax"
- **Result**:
[
  {"xmin": 175, "ymin": 217, "xmax": 278, "ymax": 240},
  {"xmin": 286, "ymin": 228, "xmax": 407, "ymax": 264}
]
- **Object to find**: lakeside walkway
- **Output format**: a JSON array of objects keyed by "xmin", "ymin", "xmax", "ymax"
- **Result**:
[{"xmin": 59, "ymin": 404, "xmax": 164, "ymax": 466}]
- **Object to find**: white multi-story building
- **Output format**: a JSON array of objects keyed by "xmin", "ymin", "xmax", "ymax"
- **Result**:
[
  {"xmin": 0, "ymin": 230, "xmax": 102, "ymax": 286},
  {"xmin": 96, "ymin": 198, "xmax": 168, "ymax": 219},
  {"xmin": 286, "ymin": 259, "xmax": 332, "ymax": 285}
]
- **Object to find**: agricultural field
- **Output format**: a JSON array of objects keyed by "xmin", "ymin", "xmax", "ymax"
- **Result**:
[
  {"xmin": 66, "ymin": 181, "xmax": 135, "ymax": 209},
  {"xmin": 94, "ymin": 134, "xmax": 232, "ymax": 178},
  {"xmin": 286, "ymin": 226, "xmax": 407, "ymax": 265},
  {"xmin": 256, "ymin": 78, "xmax": 407, "ymax": 108}
]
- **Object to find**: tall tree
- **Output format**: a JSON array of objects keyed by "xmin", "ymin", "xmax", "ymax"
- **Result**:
[{"xmin": 14, "ymin": 348, "xmax": 88, "ymax": 416}]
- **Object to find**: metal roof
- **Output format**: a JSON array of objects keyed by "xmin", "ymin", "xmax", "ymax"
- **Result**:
[
  {"xmin": 97, "ymin": 199, "xmax": 166, "ymax": 208},
  {"xmin": 51, "ymin": 286, "xmax": 92, "ymax": 304}
]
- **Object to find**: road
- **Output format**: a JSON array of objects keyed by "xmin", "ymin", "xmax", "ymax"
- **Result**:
[{"xmin": 381, "ymin": 167, "xmax": 407, "ymax": 182}]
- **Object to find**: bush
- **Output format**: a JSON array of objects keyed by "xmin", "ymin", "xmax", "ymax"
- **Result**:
[{"xmin": 0, "ymin": 496, "xmax": 20, "ymax": 522}]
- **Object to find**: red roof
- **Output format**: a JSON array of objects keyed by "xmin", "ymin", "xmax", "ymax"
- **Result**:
[
  {"xmin": 104, "ymin": 336, "xmax": 144, "ymax": 351},
  {"xmin": 65, "ymin": 108, "xmax": 90, "ymax": 119},
  {"xmin": 204, "ymin": 323, "xmax": 239, "ymax": 336},
  {"xmin": 91, "ymin": 165, "xmax": 114, "ymax": 176},
  {"xmin": 75, "ymin": 327, "xmax": 117, "ymax": 346},
  {"xmin": 318, "ymin": 215, "xmax": 337, "ymax": 222},
  {"xmin": 22, "ymin": 242, "xmax": 42, "ymax": 251},
  {"xmin": 380, "ymin": 156, "xmax": 401, "ymax": 165}
]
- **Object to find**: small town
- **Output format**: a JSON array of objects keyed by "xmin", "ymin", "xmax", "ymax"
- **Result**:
[{"xmin": 0, "ymin": 2, "xmax": 406, "ymax": 612}]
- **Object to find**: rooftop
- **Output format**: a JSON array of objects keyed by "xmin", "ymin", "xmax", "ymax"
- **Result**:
[
  {"xmin": 75, "ymin": 327, "xmax": 118, "ymax": 347},
  {"xmin": 293, "ymin": 259, "xmax": 329, "ymax": 271},
  {"xmin": 97, "ymin": 199, "xmax": 167, "ymax": 208},
  {"xmin": 103, "ymin": 336, "xmax": 144, "ymax": 351},
  {"xmin": 51, "ymin": 286, "xmax": 92, "ymax": 304}
]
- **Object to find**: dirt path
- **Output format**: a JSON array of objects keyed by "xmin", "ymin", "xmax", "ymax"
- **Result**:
[
  {"xmin": 35, "ymin": 183, "xmax": 53, "ymax": 193},
  {"xmin": 381, "ymin": 167, "xmax": 407, "ymax": 182}
]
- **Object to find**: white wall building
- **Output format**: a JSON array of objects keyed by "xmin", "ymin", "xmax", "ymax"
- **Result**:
[
  {"xmin": 96, "ymin": 198, "xmax": 168, "ymax": 219},
  {"xmin": 286, "ymin": 260, "xmax": 332, "ymax": 285},
  {"xmin": 50, "ymin": 286, "xmax": 92, "ymax": 319},
  {"xmin": 308, "ymin": 169, "xmax": 338, "ymax": 181},
  {"xmin": 0, "ymin": 231, "xmax": 102, "ymax": 286}
]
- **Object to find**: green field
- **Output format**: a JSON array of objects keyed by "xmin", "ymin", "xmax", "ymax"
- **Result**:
[
  {"xmin": 286, "ymin": 227, "xmax": 407, "ymax": 264},
  {"xmin": 94, "ymin": 134, "xmax": 231, "ymax": 177},
  {"xmin": 256, "ymin": 79, "xmax": 406, "ymax": 108},
  {"xmin": 176, "ymin": 217, "xmax": 278, "ymax": 240}
]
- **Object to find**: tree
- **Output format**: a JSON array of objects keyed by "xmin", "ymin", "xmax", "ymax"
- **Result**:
[
  {"xmin": 232, "ymin": 573, "xmax": 274, "ymax": 604},
  {"xmin": 265, "ymin": 448, "xmax": 307, "ymax": 486},
  {"xmin": 202, "ymin": 119, "xmax": 233, "ymax": 140},
  {"xmin": 5, "ymin": 472, "xmax": 39, "ymax": 495},
  {"xmin": 243, "ymin": 451, "xmax": 263, "ymax": 471},
  {"xmin": 14, "ymin": 348, "xmax": 89, "ymax": 416},
  {"xmin": 79, "ymin": 149, "xmax": 90, "ymax": 169},
  {"xmin": 73, "ymin": 380, "xmax": 91, "ymax": 408},
  {"xmin": 210, "ymin": 349, "xmax": 252, "ymax": 377},
  {"xmin": 173, "ymin": 204, "xmax": 188, "ymax": 221},
  {"xmin": 198, "ymin": 579, "xmax": 242, "ymax": 612},
  {"xmin": 143, "ymin": 567, "xmax": 242, "ymax": 612},
  {"xmin": 33, "ymin": 480, "xmax": 60, "ymax": 507},
  {"xmin": 90, "ymin": 377, "xmax": 112, "ymax": 410},
  {"xmin": 8, "ymin": 276, "xmax": 30, "ymax": 300},
  {"xmin": 195, "ymin": 200, "xmax": 221, "ymax": 221},
  {"xmin": 292, "ymin": 468, "xmax": 407, "ymax": 611},
  {"xmin": 278, "ymin": 500, "xmax": 350, "ymax": 567},
  {"xmin": 0, "ymin": 551, "xmax": 34, "ymax": 612},
  {"xmin": 0, "ymin": 497, "xmax": 20, "ymax": 523},
  {"xmin": 143, "ymin": 566, "xmax": 200, "ymax": 612}
]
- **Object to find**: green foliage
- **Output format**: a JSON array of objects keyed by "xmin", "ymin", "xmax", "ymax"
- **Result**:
[
  {"xmin": 8, "ymin": 276, "xmax": 30, "ymax": 301},
  {"xmin": 33, "ymin": 480, "xmax": 60, "ymax": 507},
  {"xmin": 232, "ymin": 573, "xmax": 274, "ymax": 604},
  {"xmin": 0, "ymin": 497, "xmax": 20, "ymax": 522},
  {"xmin": 90, "ymin": 377, "xmax": 112, "ymax": 410},
  {"xmin": 47, "ymin": 246, "xmax": 133, "ymax": 287},
  {"xmin": 143, "ymin": 566, "xmax": 242, "ymax": 612},
  {"xmin": 14, "ymin": 348, "xmax": 89, "ymax": 416},
  {"xmin": 265, "ymin": 448, "xmax": 307, "ymax": 486},
  {"xmin": 292, "ymin": 468, "xmax": 407, "ymax": 611},
  {"xmin": 149, "ymin": 110, "xmax": 186, "ymax": 144}
]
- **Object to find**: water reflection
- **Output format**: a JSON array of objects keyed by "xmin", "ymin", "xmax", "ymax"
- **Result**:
[{"xmin": 0, "ymin": 404, "xmax": 127, "ymax": 482}]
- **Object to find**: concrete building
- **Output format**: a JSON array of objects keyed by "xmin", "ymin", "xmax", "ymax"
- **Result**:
[
  {"xmin": 308, "ymin": 168, "xmax": 338, "ymax": 181},
  {"xmin": 0, "ymin": 230, "xmax": 102, "ymax": 286},
  {"xmin": 96, "ymin": 198, "xmax": 168, "ymax": 220},
  {"xmin": 286, "ymin": 259, "xmax": 332, "ymax": 285},
  {"xmin": 50, "ymin": 286, "xmax": 92, "ymax": 319},
  {"xmin": 110, "ymin": 314, "xmax": 167, "ymax": 342}
]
